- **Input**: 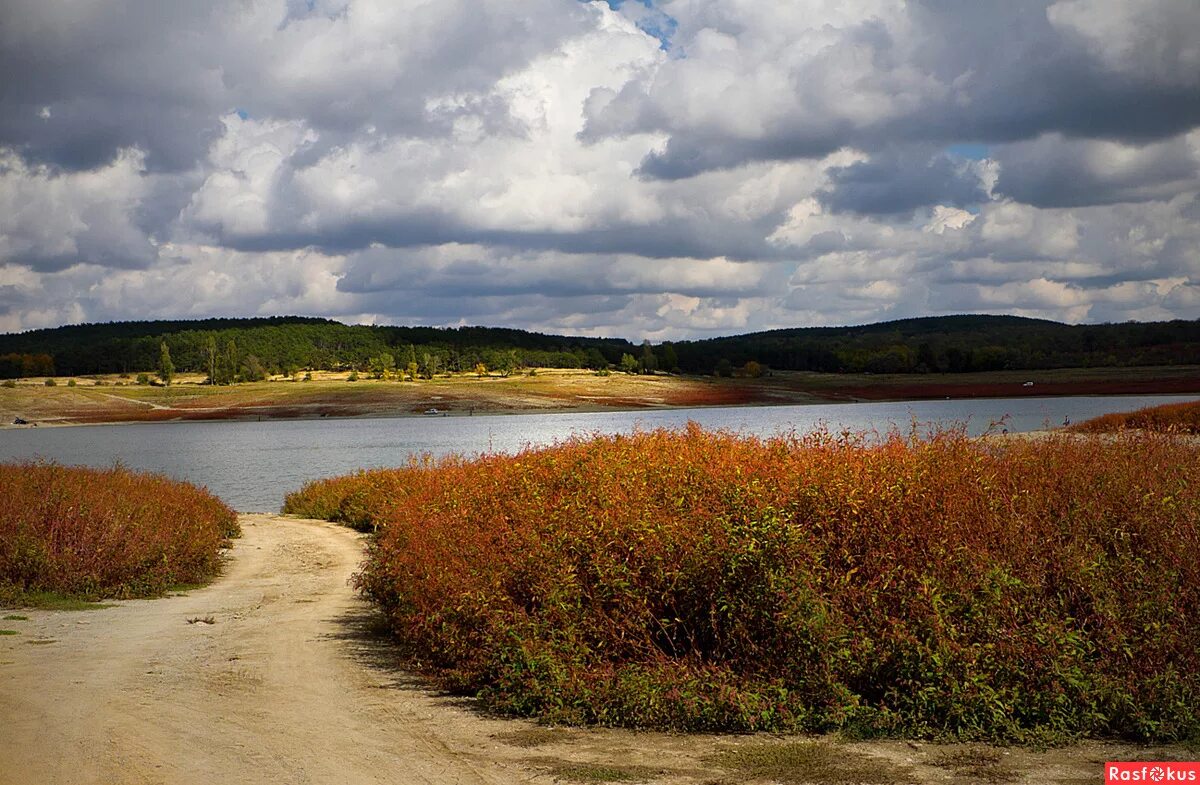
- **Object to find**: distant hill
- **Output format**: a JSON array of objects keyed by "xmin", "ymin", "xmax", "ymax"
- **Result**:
[
  {"xmin": 667, "ymin": 314, "xmax": 1200, "ymax": 374},
  {"xmin": 2, "ymin": 313, "xmax": 1199, "ymax": 379}
]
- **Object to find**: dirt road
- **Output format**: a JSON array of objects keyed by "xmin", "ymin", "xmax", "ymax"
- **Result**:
[
  {"xmin": 0, "ymin": 516, "xmax": 1183, "ymax": 785},
  {"xmin": 0, "ymin": 516, "xmax": 552, "ymax": 785}
]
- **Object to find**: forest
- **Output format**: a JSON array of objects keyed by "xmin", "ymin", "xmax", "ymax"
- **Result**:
[
  {"xmin": 0, "ymin": 317, "xmax": 633, "ymax": 380},
  {"xmin": 2, "ymin": 314, "xmax": 1200, "ymax": 380}
]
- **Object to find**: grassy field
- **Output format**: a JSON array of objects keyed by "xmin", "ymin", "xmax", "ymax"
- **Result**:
[
  {"xmin": 4, "ymin": 365, "xmax": 1200, "ymax": 427},
  {"xmin": 0, "ymin": 463, "xmax": 239, "ymax": 604},
  {"xmin": 0, "ymin": 369, "xmax": 815, "ymax": 426},
  {"xmin": 284, "ymin": 425, "xmax": 1200, "ymax": 743}
]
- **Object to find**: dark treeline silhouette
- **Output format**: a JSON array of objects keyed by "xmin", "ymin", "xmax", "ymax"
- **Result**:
[
  {"xmin": 0, "ymin": 317, "xmax": 634, "ymax": 379},
  {"xmin": 666, "ymin": 314, "xmax": 1200, "ymax": 374},
  {"xmin": 2, "ymin": 314, "xmax": 1200, "ymax": 380}
]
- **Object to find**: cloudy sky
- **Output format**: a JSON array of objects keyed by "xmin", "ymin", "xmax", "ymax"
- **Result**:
[{"xmin": 2, "ymin": 0, "xmax": 1199, "ymax": 339}]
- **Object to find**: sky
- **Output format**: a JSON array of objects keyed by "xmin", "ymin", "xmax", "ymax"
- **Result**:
[{"xmin": 1, "ymin": 0, "xmax": 1199, "ymax": 340}]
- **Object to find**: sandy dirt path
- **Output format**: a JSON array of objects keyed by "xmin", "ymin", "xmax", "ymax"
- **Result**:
[
  {"xmin": 0, "ymin": 515, "xmax": 546, "ymax": 785},
  {"xmin": 0, "ymin": 515, "xmax": 1186, "ymax": 785}
]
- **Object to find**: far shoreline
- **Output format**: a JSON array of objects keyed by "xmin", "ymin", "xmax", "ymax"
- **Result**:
[
  {"xmin": 4, "ymin": 365, "xmax": 1199, "ymax": 430},
  {"xmin": 5, "ymin": 389, "xmax": 1200, "ymax": 431}
]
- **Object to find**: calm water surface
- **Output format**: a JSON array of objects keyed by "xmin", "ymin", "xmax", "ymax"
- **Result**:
[{"xmin": 1, "ymin": 394, "xmax": 1195, "ymax": 511}]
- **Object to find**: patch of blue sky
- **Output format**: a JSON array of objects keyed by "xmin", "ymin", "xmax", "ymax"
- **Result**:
[
  {"xmin": 946, "ymin": 143, "xmax": 991, "ymax": 160},
  {"xmin": 594, "ymin": 0, "xmax": 678, "ymax": 51}
]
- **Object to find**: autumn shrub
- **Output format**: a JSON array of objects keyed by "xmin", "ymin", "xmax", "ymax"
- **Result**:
[
  {"xmin": 0, "ymin": 463, "xmax": 239, "ymax": 601},
  {"xmin": 284, "ymin": 425, "xmax": 1200, "ymax": 742},
  {"xmin": 1068, "ymin": 399, "xmax": 1200, "ymax": 434}
]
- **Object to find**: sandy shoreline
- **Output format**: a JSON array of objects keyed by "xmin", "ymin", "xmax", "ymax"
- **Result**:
[{"xmin": 4, "ymin": 366, "xmax": 1198, "ymax": 430}]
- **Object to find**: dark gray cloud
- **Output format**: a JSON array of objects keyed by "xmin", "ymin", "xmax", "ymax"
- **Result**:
[
  {"xmin": 992, "ymin": 132, "xmax": 1200, "ymax": 207},
  {"xmin": 818, "ymin": 150, "xmax": 989, "ymax": 215}
]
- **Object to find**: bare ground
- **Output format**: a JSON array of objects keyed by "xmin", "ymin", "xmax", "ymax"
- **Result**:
[{"xmin": 0, "ymin": 515, "xmax": 1188, "ymax": 785}]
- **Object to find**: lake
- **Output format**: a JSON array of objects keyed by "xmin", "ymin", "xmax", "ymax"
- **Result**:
[{"xmin": 1, "ymin": 394, "xmax": 1195, "ymax": 511}]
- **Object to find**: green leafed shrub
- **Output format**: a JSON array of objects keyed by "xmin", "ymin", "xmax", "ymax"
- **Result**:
[{"xmin": 285, "ymin": 425, "xmax": 1200, "ymax": 742}]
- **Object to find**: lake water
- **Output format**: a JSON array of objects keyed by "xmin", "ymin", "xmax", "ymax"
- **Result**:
[{"xmin": 1, "ymin": 394, "xmax": 1195, "ymax": 511}]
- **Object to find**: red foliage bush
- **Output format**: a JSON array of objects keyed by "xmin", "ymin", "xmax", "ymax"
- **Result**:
[
  {"xmin": 285, "ymin": 425, "xmax": 1200, "ymax": 742},
  {"xmin": 1068, "ymin": 399, "xmax": 1200, "ymax": 434},
  {"xmin": 1, "ymin": 462, "xmax": 239, "ymax": 600}
]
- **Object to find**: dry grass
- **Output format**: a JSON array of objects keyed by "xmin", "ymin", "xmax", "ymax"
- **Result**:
[
  {"xmin": 494, "ymin": 728, "xmax": 572, "ymax": 748},
  {"xmin": 708, "ymin": 741, "xmax": 914, "ymax": 785},
  {"xmin": 1068, "ymin": 399, "xmax": 1200, "ymax": 434},
  {"xmin": 10, "ymin": 366, "xmax": 1198, "ymax": 426},
  {"xmin": 530, "ymin": 759, "xmax": 664, "ymax": 783},
  {"xmin": 928, "ymin": 747, "xmax": 1017, "ymax": 783}
]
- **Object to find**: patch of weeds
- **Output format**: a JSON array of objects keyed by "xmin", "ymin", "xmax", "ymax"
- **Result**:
[
  {"xmin": 186, "ymin": 616, "xmax": 216, "ymax": 625},
  {"xmin": 929, "ymin": 747, "xmax": 1017, "ymax": 784},
  {"xmin": 3, "ymin": 615, "xmax": 29, "ymax": 621},
  {"xmin": 532, "ymin": 759, "xmax": 662, "ymax": 783},
  {"xmin": 707, "ymin": 741, "xmax": 914, "ymax": 785},
  {"xmin": 9, "ymin": 591, "xmax": 117, "ymax": 611},
  {"xmin": 495, "ymin": 728, "xmax": 569, "ymax": 748},
  {"xmin": 26, "ymin": 639, "xmax": 56, "ymax": 645},
  {"xmin": 0, "ymin": 630, "xmax": 18, "ymax": 636}
]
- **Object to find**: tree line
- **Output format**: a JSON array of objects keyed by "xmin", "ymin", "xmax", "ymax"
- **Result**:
[
  {"xmin": 3, "ymin": 314, "xmax": 1200, "ymax": 381},
  {"xmin": 666, "ymin": 314, "xmax": 1200, "ymax": 375},
  {"xmin": 0, "ymin": 318, "xmax": 636, "ymax": 380}
]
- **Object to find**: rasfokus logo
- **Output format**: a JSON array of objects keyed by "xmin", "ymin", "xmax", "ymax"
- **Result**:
[{"xmin": 1106, "ymin": 762, "xmax": 1200, "ymax": 782}]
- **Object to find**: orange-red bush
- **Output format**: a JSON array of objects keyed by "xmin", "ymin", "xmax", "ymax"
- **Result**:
[
  {"xmin": 1069, "ymin": 399, "xmax": 1200, "ymax": 434},
  {"xmin": 1, "ymin": 462, "xmax": 239, "ymax": 600},
  {"xmin": 285, "ymin": 425, "xmax": 1200, "ymax": 742}
]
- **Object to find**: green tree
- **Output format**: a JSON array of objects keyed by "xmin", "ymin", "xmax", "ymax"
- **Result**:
[
  {"xmin": 620, "ymin": 353, "xmax": 639, "ymax": 374},
  {"xmin": 584, "ymin": 347, "xmax": 608, "ymax": 370},
  {"xmin": 241, "ymin": 354, "xmax": 266, "ymax": 382},
  {"xmin": 157, "ymin": 341, "xmax": 175, "ymax": 386},
  {"xmin": 660, "ymin": 342, "xmax": 679, "ymax": 374},
  {"xmin": 401, "ymin": 344, "xmax": 417, "ymax": 371},
  {"xmin": 714, "ymin": 358, "xmax": 734, "ymax": 377},
  {"xmin": 741, "ymin": 360, "xmax": 763, "ymax": 378},
  {"xmin": 370, "ymin": 353, "xmax": 396, "ymax": 380},
  {"xmin": 218, "ymin": 339, "xmax": 238, "ymax": 385},
  {"xmin": 420, "ymin": 352, "xmax": 442, "ymax": 379},
  {"xmin": 639, "ymin": 341, "xmax": 658, "ymax": 375},
  {"xmin": 205, "ymin": 336, "xmax": 218, "ymax": 385}
]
